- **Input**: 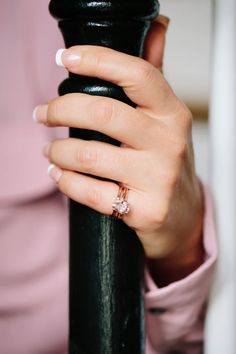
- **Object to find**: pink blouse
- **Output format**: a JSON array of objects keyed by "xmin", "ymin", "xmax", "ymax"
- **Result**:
[{"xmin": 0, "ymin": 1, "xmax": 217, "ymax": 353}]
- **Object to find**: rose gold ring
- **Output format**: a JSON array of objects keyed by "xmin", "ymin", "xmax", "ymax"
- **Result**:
[{"xmin": 112, "ymin": 184, "xmax": 130, "ymax": 219}]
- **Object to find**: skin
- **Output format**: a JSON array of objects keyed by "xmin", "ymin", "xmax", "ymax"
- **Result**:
[{"xmin": 34, "ymin": 16, "xmax": 204, "ymax": 287}]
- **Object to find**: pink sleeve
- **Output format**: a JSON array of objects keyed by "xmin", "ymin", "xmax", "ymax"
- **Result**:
[{"xmin": 144, "ymin": 182, "xmax": 218, "ymax": 354}]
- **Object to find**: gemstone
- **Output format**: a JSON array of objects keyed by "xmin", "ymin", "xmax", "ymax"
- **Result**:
[{"xmin": 112, "ymin": 200, "xmax": 130, "ymax": 215}]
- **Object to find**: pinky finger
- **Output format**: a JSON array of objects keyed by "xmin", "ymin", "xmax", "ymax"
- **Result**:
[{"xmin": 47, "ymin": 163, "xmax": 127, "ymax": 216}]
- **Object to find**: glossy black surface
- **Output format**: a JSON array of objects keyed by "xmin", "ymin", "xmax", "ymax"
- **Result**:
[{"xmin": 49, "ymin": 1, "xmax": 159, "ymax": 353}]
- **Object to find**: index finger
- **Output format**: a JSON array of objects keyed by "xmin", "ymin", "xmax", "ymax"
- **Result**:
[{"xmin": 56, "ymin": 46, "xmax": 179, "ymax": 116}]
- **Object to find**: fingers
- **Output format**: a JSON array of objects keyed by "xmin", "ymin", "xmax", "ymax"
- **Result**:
[
  {"xmin": 47, "ymin": 163, "xmax": 172, "ymax": 242},
  {"xmin": 34, "ymin": 93, "xmax": 162, "ymax": 150},
  {"xmin": 47, "ymin": 166, "xmax": 138, "ymax": 221},
  {"xmin": 56, "ymin": 45, "xmax": 179, "ymax": 116},
  {"xmin": 44, "ymin": 137, "xmax": 145, "ymax": 186},
  {"xmin": 51, "ymin": 167, "xmax": 121, "ymax": 215},
  {"xmin": 143, "ymin": 15, "xmax": 170, "ymax": 69}
]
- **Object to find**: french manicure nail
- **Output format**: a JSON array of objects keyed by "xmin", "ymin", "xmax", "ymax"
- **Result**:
[
  {"xmin": 47, "ymin": 164, "xmax": 62, "ymax": 183},
  {"xmin": 55, "ymin": 48, "xmax": 66, "ymax": 67},
  {"xmin": 32, "ymin": 106, "xmax": 39, "ymax": 122},
  {"xmin": 55, "ymin": 48, "xmax": 81, "ymax": 67},
  {"xmin": 32, "ymin": 105, "xmax": 48, "ymax": 123}
]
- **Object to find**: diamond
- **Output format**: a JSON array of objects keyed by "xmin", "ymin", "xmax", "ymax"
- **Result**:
[{"xmin": 112, "ymin": 199, "xmax": 130, "ymax": 215}]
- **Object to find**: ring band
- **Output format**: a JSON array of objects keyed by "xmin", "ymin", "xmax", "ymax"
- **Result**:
[{"xmin": 112, "ymin": 185, "xmax": 130, "ymax": 219}]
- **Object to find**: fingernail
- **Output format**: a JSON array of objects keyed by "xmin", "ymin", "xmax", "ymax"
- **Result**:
[
  {"xmin": 42, "ymin": 143, "xmax": 51, "ymax": 158},
  {"xmin": 55, "ymin": 49, "xmax": 66, "ymax": 67},
  {"xmin": 55, "ymin": 48, "xmax": 81, "ymax": 67},
  {"xmin": 47, "ymin": 164, "xmax": 62, "ymax": 183},
  {"xmin": 32, "ymin": 105, "xmax": 48, "ymax": 123},
  {"xmin": 154, "ymin": 15, "xmax": 170, "ymax": 29}
]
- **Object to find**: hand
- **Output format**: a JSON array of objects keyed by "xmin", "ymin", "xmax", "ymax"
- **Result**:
[{"xmin": 34, "ymin": 17, "xmax": 204, "ymax": 285}]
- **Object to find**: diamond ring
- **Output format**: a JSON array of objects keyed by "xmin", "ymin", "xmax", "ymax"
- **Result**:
[{"xmin": 112, "ymin": 185, "xmax": 130, "ymax": 219}]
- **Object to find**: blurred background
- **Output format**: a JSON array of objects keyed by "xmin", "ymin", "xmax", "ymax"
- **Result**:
[
  {"xmin": 161, "ymin": 0, "xmax": 212, "ymax": 182},
  {"xmin": 0, "ymin": 1, "xmax": 234, "ymax": 353},
  {"xmin": 161, "ymin": 2, "xmax": 236, "ymax": 354}
]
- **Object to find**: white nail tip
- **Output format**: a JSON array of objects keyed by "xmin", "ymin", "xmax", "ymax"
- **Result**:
[
  {"xmin": 55, "ymin": 49, "xmax": 65, "ymax": 67},
  {"xmin": 47, "ymin": 164, "xmax": 55, "ymax": 176},
  {"xmin": 32, "ymin": 106, "xmax": 39, "ymax": 122}
]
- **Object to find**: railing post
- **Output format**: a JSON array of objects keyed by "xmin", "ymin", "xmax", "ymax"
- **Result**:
[
  {"xmin": 49, "ymin": 1, "xmax": 159, "ymax": 353},
  {"xmin": 206, "ymin": 0, "xmax": 236, "ymax": 353}
]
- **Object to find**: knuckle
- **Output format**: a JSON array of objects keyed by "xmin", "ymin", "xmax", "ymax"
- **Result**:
[
  {"xmin": 135, "ymin": 60, "xmax": 155, "ymax": 83},
  {"xmin": 177, "ymin": 103, "xmax": 193, "ymax": 130},
  {"xmin": 168, "ymin": 172, "xmax": 179, "ymax": 189},
  {"xmin": 93, "ymin": 51, "xmax": 105, "ymax": 72},
  {"xmin": 172, "ymin": 138, "xmax": 188, "ymax": 160},
  {"xmin": 89, "ymin": 98, "xmax": 114, "ymax": 127},
  {"xmin": 156, "ymin": 206, "xmax": 169, "ymax": 226},
  {"xmin": 160, "ymin": 168, "xmax": 179, "ymax": 191},
  {"xmin": 181, "ymin": 108, "xmax": 193, "ymax": 130},
  {"xmin": 166, "ymin": 173, "xmax": 179, "ymax": 194},
  {"xmin": 76, "ymin": 143, "xmax": 98, "ymax": 173},
  {"xmin": 150, "ymin": 202, "xmax": 169, "ymax": 227},
  {"xmin": 140, "ymin": 195, "xmax": 170, "ymax": 230},
  {"xmin": 60, "ymin": 171, "xmax": 72, "ymax": 195},
  {"xmin": 47, "ymin": 98, "xmax": 60, "ymax": 125},
  {"xmin": 159, "ymin": 165, "xmax": 179, "ymax": 191}
]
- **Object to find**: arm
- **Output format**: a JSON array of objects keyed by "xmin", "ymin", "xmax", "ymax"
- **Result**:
[
  {"xmin": 145, "ymin": 182, "xmax": 217, "ymax": 353},
  {"xmin": 33, "ymin": 15, "xmax": 214, "ymax": 353}
]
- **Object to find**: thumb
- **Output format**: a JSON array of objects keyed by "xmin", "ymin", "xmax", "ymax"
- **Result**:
[{"xmin": 143, "ymin": 15, "xmax": 170, "ymax": 70}]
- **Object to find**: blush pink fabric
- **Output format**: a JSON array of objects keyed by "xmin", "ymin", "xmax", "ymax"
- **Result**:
[{"xmin": 0, "ymin": 1, "xmax": 217, "ymax": 353}]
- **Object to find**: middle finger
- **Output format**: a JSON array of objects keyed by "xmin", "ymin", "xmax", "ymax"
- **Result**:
[
  {"xmin": 35, "ymin": 93, "xmax": 161, "ymax": 150},
  {"xmin": 57, "ymin": 45, "xmax": 178, "ymax": 115},
  {"xmin": 45, "ymin": 137, "xmax": 146, "ymax": 186}
]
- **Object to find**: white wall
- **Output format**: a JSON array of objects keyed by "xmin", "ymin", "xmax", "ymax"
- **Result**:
[
  {"xmin": 161, "ymin": 0, "xmax": 212, "ymax": 110},
  {"xmin": 160, "ymin": 0, "xmax": 212, "ymax": 182}
]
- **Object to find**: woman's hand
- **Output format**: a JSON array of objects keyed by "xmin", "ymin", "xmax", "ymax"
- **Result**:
[{"xmin": 34, "ymin": 18, "xmax": 204, "ymax": 286}]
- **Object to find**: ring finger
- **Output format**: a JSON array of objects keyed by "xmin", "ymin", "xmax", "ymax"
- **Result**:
[{"xmin": 49, "ymin": 167, "xmax": 139, "ymax": 224}]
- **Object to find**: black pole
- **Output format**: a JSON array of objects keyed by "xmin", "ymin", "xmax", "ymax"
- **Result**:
[{"xmin": 49, "ymin": 1, "xmax": 159, "ymax": 353}]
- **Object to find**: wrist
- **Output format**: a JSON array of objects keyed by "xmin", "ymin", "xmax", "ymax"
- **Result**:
[{"xmin": 146, "ymin": 178, "xmax": 205, "ymax": 287}]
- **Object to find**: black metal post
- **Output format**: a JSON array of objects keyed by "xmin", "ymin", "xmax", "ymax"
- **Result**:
[{"xmin": 49, "ymin": 1, "xmax": 159, "ymax": 353}]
